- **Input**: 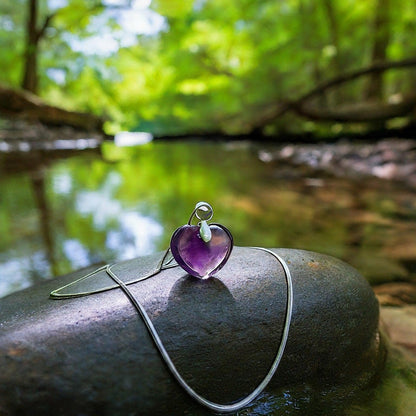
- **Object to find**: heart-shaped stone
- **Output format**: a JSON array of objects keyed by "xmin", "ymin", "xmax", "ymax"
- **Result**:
[{"xmin": 170, "ymin": 224, "xmax": 233, "ymax": 279}]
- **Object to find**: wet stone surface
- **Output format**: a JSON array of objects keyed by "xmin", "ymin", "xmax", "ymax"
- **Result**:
[{"xmin": 0, "ymin": 247, "xmax": 384, "ymax": 415}]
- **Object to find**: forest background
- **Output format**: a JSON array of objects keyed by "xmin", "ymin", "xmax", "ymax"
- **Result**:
[{"xmin": 1, "ymin": 0, "xmax": 416, "ymax": 139}]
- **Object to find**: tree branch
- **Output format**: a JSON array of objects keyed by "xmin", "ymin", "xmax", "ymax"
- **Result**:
[
  {"xmin": 36, "ymin": 13, "xmax": 56, "ymax": 42},
  {"xmin": 299, "ymin": 57, "xmax": 416, "ymax": 103},
  {"xmin": 253, "ymin": 56, "xmax": 416, "ymax": 128}
]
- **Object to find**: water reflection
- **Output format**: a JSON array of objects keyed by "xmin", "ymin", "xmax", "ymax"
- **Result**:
[
  {"xmin": 1, "ymin": 141, "xmax": 416, "ymax": 298},
  {"xmin": 114, "ymin": 131, "xmax": 153, "ymax": 146},
  {"xmin": 0, "ymin": 148, "xmax": 102, "ymax": 295}
]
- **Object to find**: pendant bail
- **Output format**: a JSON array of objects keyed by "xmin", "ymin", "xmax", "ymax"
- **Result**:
[
  {"xmin": 199, "ymin": 220, "xmax": 212, "ymax": 242},
  {"xmin": 188, "ymin": 201, "xmax": 213, "ymax": 225}
]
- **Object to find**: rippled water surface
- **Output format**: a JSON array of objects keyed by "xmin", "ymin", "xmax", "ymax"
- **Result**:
[
  {"xmin": 1, "ymin": 140, "xmax": 416, "ymax": 415},
  {"xmin": 2, "ymin": 140, "xmax": 416, "ymax": 297}
]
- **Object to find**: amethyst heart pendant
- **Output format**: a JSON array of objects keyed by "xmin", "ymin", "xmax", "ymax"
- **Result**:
[{"xmin": 170, "ymin": 202, "xmax": 233, "ymax": 279}]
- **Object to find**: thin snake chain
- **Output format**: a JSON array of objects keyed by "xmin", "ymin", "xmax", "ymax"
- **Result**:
[{"xmin": 105, "ymin": 247, "xmax": 293, "ymax": 413}]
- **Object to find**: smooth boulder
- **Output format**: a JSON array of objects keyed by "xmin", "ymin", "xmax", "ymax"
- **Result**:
[{"xmin": 0, "ymin": 247, "xmax": 384, "ymax": 415}]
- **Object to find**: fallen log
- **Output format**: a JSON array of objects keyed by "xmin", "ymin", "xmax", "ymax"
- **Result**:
[
  {"xmin": 0, "ymin": 247, "xmax": 384, "ymax": 415},
  {"xmin": 296, "ymin": 94, "xmax": 416, "ymax": 122},
  {"xmin": 0, "ymin": 85, "xmax": 104, "ymax": 131}
]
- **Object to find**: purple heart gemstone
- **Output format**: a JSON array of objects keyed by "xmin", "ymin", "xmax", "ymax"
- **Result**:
[{"xmin": 170, "ymin": 224, "xmax": 233, "ymax": 279}]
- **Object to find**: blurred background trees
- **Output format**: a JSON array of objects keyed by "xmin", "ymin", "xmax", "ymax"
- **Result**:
[{"xmin": 1, "ymin": 0, "xmax": 416, "ymax": 137}]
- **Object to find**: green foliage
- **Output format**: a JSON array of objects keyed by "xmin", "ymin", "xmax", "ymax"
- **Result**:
[
  {"xmin": 151, "ymin": 0, "xmax": 194, "ymax": 17},
  {"xmin": 0, "ymin": 0, "xmax": 26, "ymax": 87},
  {"xmin": 0, "ymin": 0, "xmax": 415, "ymax": 135}
]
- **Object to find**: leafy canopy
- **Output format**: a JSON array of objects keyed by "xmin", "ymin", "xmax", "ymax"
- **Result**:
[{"xmin": 1, "ymin": 0, "xmax": 416, "ymax": 135}]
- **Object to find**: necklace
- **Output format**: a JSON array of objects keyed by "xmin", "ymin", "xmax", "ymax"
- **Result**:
[{"xmin": 50, "ymin": 202, "xmax": 293, "ymax": 413}]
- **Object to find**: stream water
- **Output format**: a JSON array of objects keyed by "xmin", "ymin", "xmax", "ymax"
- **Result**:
[{"xmin": 1, "ymin": 139, "xmax": 416, "ymax": 414}]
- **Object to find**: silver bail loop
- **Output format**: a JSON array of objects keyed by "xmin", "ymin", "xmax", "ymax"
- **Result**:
[
  {"xmin": 187, "ymin": 201, "xmax": 213, "ymax": 225},
  {"xmin": 187, "ymin": 201, "xmax": 214, "ymax": 242}
]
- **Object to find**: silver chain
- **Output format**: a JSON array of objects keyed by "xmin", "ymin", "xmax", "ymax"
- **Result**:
[{"xmin": 106, "ymin": 247, "xmax": 293, "ymax": 413}]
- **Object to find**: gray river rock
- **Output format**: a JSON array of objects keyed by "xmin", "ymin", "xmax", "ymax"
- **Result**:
[{"xmin": 0, "ymin": 247, "xmax": 384, "ymax": 415}]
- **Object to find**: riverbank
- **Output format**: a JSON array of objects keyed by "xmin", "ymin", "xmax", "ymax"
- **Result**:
[
  {"xmin": 256, "ymin": 138, "xmax": 416, "ymax": 362},
  {"xmin": 258, "ymin": 138, "xmax": 416, "ymax": 188}
]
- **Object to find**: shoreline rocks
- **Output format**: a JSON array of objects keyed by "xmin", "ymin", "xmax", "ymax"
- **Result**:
[
  {"xmin": 374, "ymin": 282, "xmax": 416, "ymax": 362},
  {"xmin": 259, "ymin": 138, "xmax": 416, "ymax": 187}
]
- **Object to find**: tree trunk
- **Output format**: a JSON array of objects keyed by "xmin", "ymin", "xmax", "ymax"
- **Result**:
[
  {"xmin": 321, "ymin": 0, "xmax": 344, "ymax": 104},
  {"xmin": 322, "ymin": 0, "xmax": 340, "ymax": 71},
  {"xmin": 299, "ymin": 0, "xmax": 328, "ymax": 108},
  {"xmin": 22, "ymin": 0, "xmax": 39, "ymax": 93},
  {"xmin": 365, "ymin": 0, "xmax": 391, "ymax": 101}
]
